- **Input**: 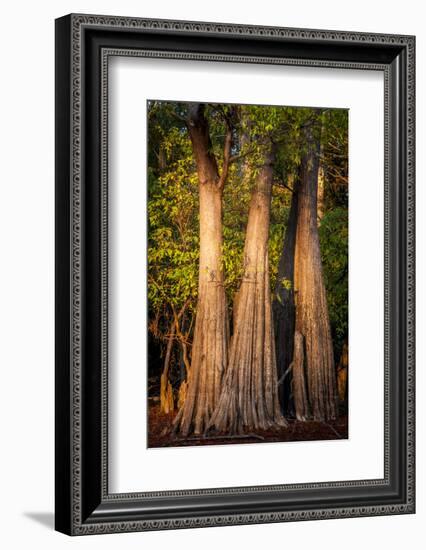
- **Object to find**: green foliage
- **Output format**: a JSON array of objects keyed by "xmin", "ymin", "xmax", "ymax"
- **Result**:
[
  {"xmin": 147, "ymin": 117, "xmax": 199, "ymax": 317},
  {"xmin": 321, "ymin": 108, "xmax": 349, "ymax": 211},
  {"xmin": 148, "ymin": 101, "xmax": 349, "ymax": 370},
  {"xmin": 269, "ymin": 185, "xmax": 290, "ymax": 290},
  {"xmin": 319, "ymin": 207, "xmax": 349, "ymax": 358}
]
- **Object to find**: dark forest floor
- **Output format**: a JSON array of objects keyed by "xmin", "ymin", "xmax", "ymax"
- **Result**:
[{"xmin": 147, "ymin": 403, "xmax": 348, "ymax": 448}]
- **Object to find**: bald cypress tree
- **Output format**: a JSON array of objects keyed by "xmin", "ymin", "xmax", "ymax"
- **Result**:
[
  {"xmin": 173, "ymin": 104, "xmax": 231, "ymax": 436},
  {"xmin": 209, "ymin": 138, "xmax": 286, "ymax": 432},
  {"xmin": 293, "ymin": 114, "xmax": 338, "ymax": 421}
]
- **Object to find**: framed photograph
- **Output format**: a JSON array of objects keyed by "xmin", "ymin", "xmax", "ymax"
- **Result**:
[{"xmin": 55, "ymin": 14, "xmax": 415, "ymax": 535}]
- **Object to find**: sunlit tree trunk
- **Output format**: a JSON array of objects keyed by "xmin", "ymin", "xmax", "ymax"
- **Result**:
[
  {"xmin": 173, "ymin": 104, "xmax": 230, "ymax": 436},
  {"xmin": 273, "ymin": 174, "xmax": 299, "ymax": 414},
  {"xmin": 294, "ymin": 121, "xmax": 338, "ymax": 421},
  {"xmin": 209, "ymin": 142, "xmax": 286, "ymax": 433},
  {"xmin": 291, "ymin": 331, "xmax": 310, "ymax": 421}
]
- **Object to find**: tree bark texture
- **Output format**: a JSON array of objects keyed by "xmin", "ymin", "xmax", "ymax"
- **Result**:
[
  {"xmin": 273, "ymin": 176, "xmax": 299, "ymax": 414},
  {"xmin": 291, "ymin": 331, "xmax": 310, "ymax": 421},
  {"xmin": 209, "ymin": 143, "xmax": 286, "ymax": 433},
  {"xmin": 173, "ymin": 104, "xmax": 229, "ymax": 436},
  {"xmin": 294, "ymin": 122, "xmax": 338, "ymax": 421}
]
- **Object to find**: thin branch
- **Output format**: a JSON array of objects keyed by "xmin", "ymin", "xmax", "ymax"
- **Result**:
[
  {"xmin": 218, "ymin": 124, "xmax": 233, "ymax": 189},
  {"xmin": 228, "ymin": 145, "xmax": 257, "ymax": 164},
  {"xmin": 273, "ymin": 179, "xmax": 296, "ymax": 194},
  {"xmin": 324, "ymin": 423, "xmax": 343, "ymax": 439},
  {"xmin": 169, "ymin": 109, "xmax": 188, "ymax": 125},
  {"xmin": 171, "ymin": 302, "xmax": 192, "ymax": 377},
  {"xmin": 278, "ymin": 364, "xmax": 293, "ymax": 386}
]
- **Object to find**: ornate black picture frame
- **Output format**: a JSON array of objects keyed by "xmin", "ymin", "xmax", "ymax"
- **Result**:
[{"xmin": 55, "ymin": 13, "xmax": 415, "ymax": 535}]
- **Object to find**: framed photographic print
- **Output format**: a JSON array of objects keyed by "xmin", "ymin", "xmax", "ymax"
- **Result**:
[{"xmin": 55, "ymin": 14, "xmax": 415, "ymax": 535}]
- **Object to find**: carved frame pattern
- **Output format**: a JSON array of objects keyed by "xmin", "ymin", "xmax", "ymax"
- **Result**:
[{"xmin": 55, "ymin": 13, "xmax": 415, "ymax": 535}]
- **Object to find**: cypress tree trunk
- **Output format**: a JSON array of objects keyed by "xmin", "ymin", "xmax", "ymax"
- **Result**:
[
  {"xmin": 209, "ymin": 142, "xmax": 286, "ymax": 433},
  {"xmin": 291, "ymin": 331, "xmax": 310, "ymax": 421},
  {"xmin": 294, "ymin": 120, "xmax": 338, "ymax": 421},
  {"xmin": 173, "ymin": 104, "xmax": 229, "ymax": 436},
  {"xmin": 273, "ymin": 175, "xmax": 299, "ymax": 414}
]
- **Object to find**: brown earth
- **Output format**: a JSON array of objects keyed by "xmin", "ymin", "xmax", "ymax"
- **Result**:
[{"xmin": 147, "ymin": 403, "xmax": 348, "ymax": 448}]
